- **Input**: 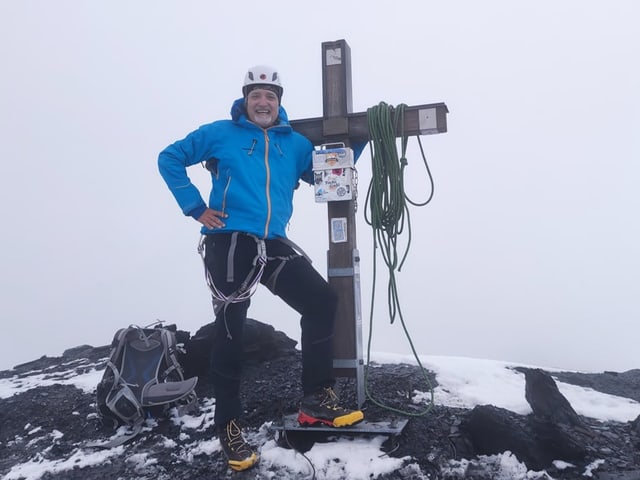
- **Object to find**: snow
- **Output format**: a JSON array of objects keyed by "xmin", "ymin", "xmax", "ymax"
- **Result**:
[
  {"xmin": 3, "ymin": 447, "xmax": 125, "ymax": 480},
  {"xmin": 0, "ymin": 360, "xmax": 103, "ymax": 400},
  {"xmin": 2, "ymin": 352, "xmax": 639, "ymax": 480}
]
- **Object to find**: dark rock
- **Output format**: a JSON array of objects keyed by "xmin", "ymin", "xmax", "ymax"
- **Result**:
[
  {"xmin": 452, "ymin": 369, "xmax": 625, "ymax": 473},
  {"xmin": 241, "ymin": 317, "xmax": 298, "ymax": 361},
  {"xmin": 457, "ymin": 404, "xmax": 546, "ymax": 468},
  {"xmin": 526, "ymin": 417, "xmax": 589, "ymax": 465},
  {"xmin": 453, "ymin": 404, "xmax": 590, "ymax": 471},
  {"xmin": 180, "ymin": 317, "xmax": 298, "ymax": 379},
  {"xmin": 596, "ymin": 471, "xmax": 640, "ymax": 480},
  {"xmin": 539, "ymin": 368, "xmax": 640, "ymax": 403},
  {"xmin": 62, "ymin": 345, "xmax": 95, "ymax": 359},
  {"xmin": 523, "ymin": 368, "xmax": 592, "ymax": 468},
  {"xmin": 10, "ymin": 355, "xmax": 57, "ymax": 373},
  {"xmin": 524, "ymin": 368, "xmax": 585, "ymax": 428},
  {"xmin": 632, "ymin": 415, "xmax": 640, "ymax": 437}
]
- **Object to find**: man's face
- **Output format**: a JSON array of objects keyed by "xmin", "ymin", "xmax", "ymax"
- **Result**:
[{"xmin": 246, "ymin": 87, "xmax": 279, "ymax": 128}]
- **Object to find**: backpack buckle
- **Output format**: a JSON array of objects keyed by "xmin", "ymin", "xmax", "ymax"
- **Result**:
[{"xmin": 106, "ymin": 384, "xmax": 144, "ymax": 426}]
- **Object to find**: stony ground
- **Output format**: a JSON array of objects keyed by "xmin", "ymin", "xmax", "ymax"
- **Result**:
[{"xmin": 1, "ymin": 343, "xmax": 640, "ymax": 479}]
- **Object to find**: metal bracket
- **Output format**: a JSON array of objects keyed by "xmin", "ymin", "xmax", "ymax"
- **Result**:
[
  {"xmin": 328, "ymin": 267, "xmax": 354, "ymax": 277},
  {"xmin": 333, "ymin": 358, "xmax": 363, "ymax": 369}
]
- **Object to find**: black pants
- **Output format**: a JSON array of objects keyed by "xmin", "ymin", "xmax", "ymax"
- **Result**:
[{"xmin": 203, "ymin": 233, "xmax": 338, "ymax": 427}]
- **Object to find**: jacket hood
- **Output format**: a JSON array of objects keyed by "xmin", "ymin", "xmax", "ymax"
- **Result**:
[{"xmin": 230, "ymin": 97, "xmax": 290, "ymax": 127}]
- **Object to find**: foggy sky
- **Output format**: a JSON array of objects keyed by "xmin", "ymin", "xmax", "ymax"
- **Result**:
[{"xmin": 1, "ymin": 1, "xmax": 638, "ymax": 372}]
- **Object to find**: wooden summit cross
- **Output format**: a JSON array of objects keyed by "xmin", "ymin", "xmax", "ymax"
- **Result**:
[{"xmin": 290, "ymin": 40, "xmax": 448, "ymax": 408}]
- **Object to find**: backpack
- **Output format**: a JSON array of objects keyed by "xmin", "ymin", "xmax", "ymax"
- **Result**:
[{"xmin": 90, "ymin": 323, "xmax": 198, "ymax": 448}]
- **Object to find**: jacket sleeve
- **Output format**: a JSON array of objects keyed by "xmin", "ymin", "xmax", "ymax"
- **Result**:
[
  {"xmin": 298, "ymin": 137, "xmax": 315, "ymax": 186},
  {"xmin": 158, "ymin": 124, "xmax": 215, "ymax": 218}
]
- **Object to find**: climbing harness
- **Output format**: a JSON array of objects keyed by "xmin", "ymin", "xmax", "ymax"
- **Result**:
[
  {"xmin": 197, "ymin": 233, "xmax": 266, "ymax": 338},
  {"xmin": 197, "ymin": 233, "xmax": 311, "ymax": 338},
  {"xmin": 198, "ymin": 232, "xmax": 266, "ymax": 310},
  {"xmin": 363, "ymin": 101, "xmax": 436, "ymax": 417}
]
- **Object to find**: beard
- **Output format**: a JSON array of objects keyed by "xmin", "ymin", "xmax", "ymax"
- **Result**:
[{"xmin": 251, "ymin": 112, "xmax": 276, "ymax": 128}]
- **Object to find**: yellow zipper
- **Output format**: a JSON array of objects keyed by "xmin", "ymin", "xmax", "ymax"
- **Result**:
[{"xmin": 263, "ymin": 131, "xmax": 271, "ymax": 239}]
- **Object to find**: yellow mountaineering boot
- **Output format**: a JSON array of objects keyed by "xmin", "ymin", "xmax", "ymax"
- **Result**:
[
  {"xmin": 298, "ymin": 387, "xmax": 364, "ymax": 427},
  {"xmin": 217, "ymin": 419, "xmax": 259, "ymax": 472}
]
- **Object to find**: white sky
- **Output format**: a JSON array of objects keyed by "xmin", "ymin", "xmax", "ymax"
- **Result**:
[
  {"xmin": 2, "ymin": 353, "xmax": 638, "ymax": 479},
  {"xmin": 1, "ymin": 1, "xmax": 639, "ymax": 372}
]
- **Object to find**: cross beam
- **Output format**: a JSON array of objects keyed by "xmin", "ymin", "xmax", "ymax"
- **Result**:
[
  {"xmin": 291, "ymin": 103, "xmax": 449, "ymax": 144},
  {"xmin": 291, "ymin": 40, "xmax": 448, "ymax": 408}
]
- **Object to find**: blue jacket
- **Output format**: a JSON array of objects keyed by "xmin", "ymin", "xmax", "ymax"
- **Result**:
[{"xmin": 158, "ymin": 98, "xmax": 314, "ymax": 239}]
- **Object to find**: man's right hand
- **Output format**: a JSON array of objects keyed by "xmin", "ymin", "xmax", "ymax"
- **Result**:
[{"xmin": 198, "ymin": 208, "xmax": 227, "ymax": 230}]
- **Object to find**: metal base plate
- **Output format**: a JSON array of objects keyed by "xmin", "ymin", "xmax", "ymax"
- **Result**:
[{"xmin": 271, "ymin": 414, "xmax": 409, "ymax": 436}]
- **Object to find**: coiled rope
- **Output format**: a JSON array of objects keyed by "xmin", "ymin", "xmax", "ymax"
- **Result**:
[{"xmin": 363, "ymin": 101, "xmax": 436, "ymax": 416}]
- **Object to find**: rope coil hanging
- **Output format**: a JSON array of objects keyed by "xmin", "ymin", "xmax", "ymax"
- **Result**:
[{"xmin": 363, "ymin": 101, "xmax": 436, "ymax": 416}]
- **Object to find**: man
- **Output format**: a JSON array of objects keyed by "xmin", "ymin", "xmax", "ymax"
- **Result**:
[{"xmin": 158, "ymin": 65, "xmax": 364, "ymax": 472}]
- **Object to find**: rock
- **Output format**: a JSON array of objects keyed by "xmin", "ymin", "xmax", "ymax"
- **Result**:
[
  {"xmin": 61, "ymin": 345, "xmax": 95, "ymax": 359},
  {"xmin": 524, "ymin": 368, "xmax": 585, "ymax": 428},
  {"xmin": 632, "ymin": 415, "xmax": 640, "ymax": 438},
  {"xmin": 524, "ymin": 369, "xmax": 592, "ymax": 468},
  {"xmin": 526, "ymin": 416, "xmax": 589, "ymax": 466},
  {"xmin": 180, "ymin": 318, "xmax": 298, "ymax": 379},
  {"xmin": 241, "ymin": 317, "xmax": 298, "ymax": 361},
  {"xmin": 596, "ymin": 471, "xmax": 640, "ymax": 480},
  {"xmin": 457, "ymin": 404, "xmax": 547, "ymax": 469},
  {"xmin": 545, "ymin": 368, "xmax": 640, "ymax": 403},
  {"xmin": 455, "ymin": 370, "xmax": 600, "ymax": 471}
]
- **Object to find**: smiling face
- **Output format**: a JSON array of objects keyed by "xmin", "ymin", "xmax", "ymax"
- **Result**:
[{"xmin": 245, "ymin": 87, "xmax": 279, "ymax": 128}]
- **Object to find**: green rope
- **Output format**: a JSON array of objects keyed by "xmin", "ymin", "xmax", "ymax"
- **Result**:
[{"xmin": 363, "ymin": 101, "xmax": 435, "ymax": 417}]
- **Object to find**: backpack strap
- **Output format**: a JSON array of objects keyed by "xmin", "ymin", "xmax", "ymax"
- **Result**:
[
  {"xmin": 106, "ymin": 327, "xmax": 131, "ymax": 384},
  {"xmin": 143, "ymin": 377, "xmax": 199, "ymax": 405},
  {"xmin": 157, "ymin": 327, "xmax": 184, "ymax": 380},
  {"xmin": 85, "ymin": 419, "xmax": 145, "ymax": 449},
  {"xmin": 155, "ymin": 327, "xmax": 199, "ymax": 413}
]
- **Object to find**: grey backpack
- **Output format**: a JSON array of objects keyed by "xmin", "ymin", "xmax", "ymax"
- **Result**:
[{"xmin": 90, "ymin": 323, "xmax": 198, "ymax": 448}]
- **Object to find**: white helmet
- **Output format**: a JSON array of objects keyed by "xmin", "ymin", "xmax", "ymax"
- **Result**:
[{"xmin": 242, "ymin": 65, "xmax": 283, "ymax": 100}]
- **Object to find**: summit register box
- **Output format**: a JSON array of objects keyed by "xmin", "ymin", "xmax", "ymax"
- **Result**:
[{"xmin": 312, "ymin": 144, "xmax": 355, "ymax": 202}]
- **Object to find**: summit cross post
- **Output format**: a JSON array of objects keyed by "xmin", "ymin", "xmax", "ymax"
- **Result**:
[{"xmin": 290, "ymin": 39, "xmax": 448, "ymax": 409}]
